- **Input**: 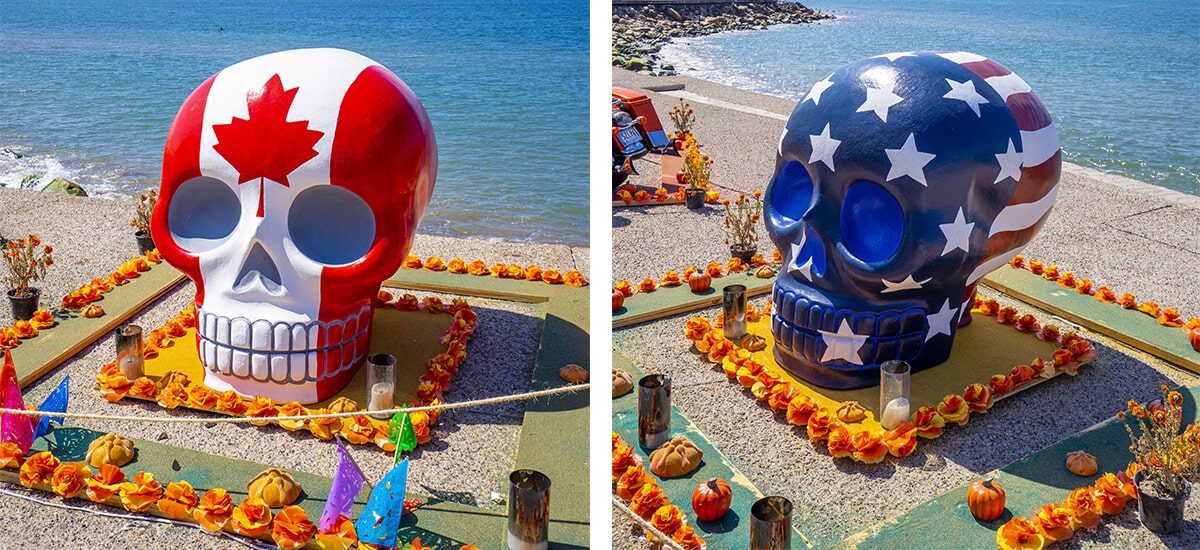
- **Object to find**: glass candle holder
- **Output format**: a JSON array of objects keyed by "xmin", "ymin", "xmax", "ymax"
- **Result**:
[
  {"xmin": 365, "ymin": 353, "xmax": 396, "ymax": 418},
  {"xmin": 750, "ymin": 495, "xmax": 793, "ymax": 550},
  {"xmin": 115, "ymin": 324, "xmax": 144, "ymax": 380},
  {"xmin": 879, "ymin": 360, "xmax": 911, "ymax": 429},
  {"xmin": 507, "ymin": 469, "xmax": 550, "ymax": 550},
  {"xmin": 723, "ymin": 284, "xmax": 748, "ymax": 339},
  {"xmin": 638, "ymin": 374, "xmax": 671, "ymax": 449}
]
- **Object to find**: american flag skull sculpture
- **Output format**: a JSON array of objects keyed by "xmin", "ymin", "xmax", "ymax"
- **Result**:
[
  {"xmin": 153, "ymin": 48, "xmax": 436, "ymax": 404},
  {"xmin": 766, "ymin": 52, "xmax": 1060, "ymax": 389}
]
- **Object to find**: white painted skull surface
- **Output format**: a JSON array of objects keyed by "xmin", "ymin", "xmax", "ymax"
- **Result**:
[
  {"xmin": 766, "ymin": 52, "xmax": 1060, "ymax": 389},
  {"xmin": 153, "ymin": 48, "xmax": 436, "ymax": 404}
]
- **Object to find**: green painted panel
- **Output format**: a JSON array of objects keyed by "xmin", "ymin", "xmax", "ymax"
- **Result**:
[{"xmin": 612, "ymin": 271, "xmax": 774, "ymax": 328}]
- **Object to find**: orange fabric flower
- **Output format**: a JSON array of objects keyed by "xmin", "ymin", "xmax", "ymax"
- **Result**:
[
  {"xmin": 936, "ymin": 394, "xmax": 970, "ymax": 425},
  {"xmin": 122, "ymin": 376, "xmax": 156, "ymax": 400},
  {"xmin": 680, "ymin": 266, "xmax": 699, "ymax": 281},
  {"xmin": 130, "ymin": 257, "xmax": 150, "ymax": 272},
  {"xmin": 156, "ymin": 381, "xmax": 188, "ymax": 409},
  {"xmin": 231, "ymin": 497, "xmax": 274, "ymax": 537},
  {"xmin": 119, "ymin": 471, "xmax": 164, "ymax": 512},
  {"xmin": 633, "ymin": 189, "xmax": 651, "ymax": 202},
  {"xmin": 1157, "ymin": 307, "xmax": 1183, "ymax": 327},
  {"xmin": 1056, "ymin": 272, "xmax": 1076, "ymax": 288},
  {"xmin": 615, "ymin": 464, "xmax": 651, "ymax": 501},
  {"xmin": 145, "ymin": 249, "xmax": 162, "ymax": 263},
  {"xmin": 541, "ymin": 269, "xmax": 564, "ymax": 284},
  {"xmin": 185, "ymin": 383, "xmax": 218, "ymax": 409},
  {"xmin": 85, "ymin": 463, "xmax": 125, "ymax": 502},
  {"xmin": 306, "ymin": 410, "xmax": 341, "ymax": 441},
  {"xmin": 995, "ymin": 306, "xmax": 1018, "ymax": 324},
  {"xmin": 419, "ymin": 296, "xmax": 445, "ymax": 313},
  {"xmin": 1035, "ymin": 323, "xmax": 1060, "ymax": 343},
  {"xmin": 1031, "ymin": 503, "xmax": 1074, "ymax": 542},
  {"xmin": 1092, "ymin": 474, "xmax": 1130, "ymax": 515},
  {"xmin": 11, "ymin": 320, "xmax": 37, "ymax": 339},
  {"xmin": 726, "ymin": 257, "xmax": 746, "ymax": 273},
  {"xmin": 826, "ymin": 424, "xmax": 855, "ymax": 458},
  {"xmin": 340, "ymin": 415, "xmax": 377, "ymax": 445},
  {"xmin": 614, "ymin": 281, "xmax": 635, "ymax": 297},
  {"xmin": 1042, "ymin": 265, "xmax": 1060, "ymax": 281},
  {"xmin": 1137, "ymin": 301, "xmax": 1160, "ymax": 317},
  {"xmin": 851, "ymin": 430, "xmax": 888, "ymax": 463},
  {"xmin": 660, "ymin": 271, "xmax": 682, "ymax": 286},
  {"xmin": 1062, "ymin": 486, "xmax": 1101, "ymax": 529},
  {"xmin": 246, "ymin": 396, "xmax": 280, "ymax": 426},
  {"xmin": 19, "ymin": 451, "xmax": 61, "ymax": 487},
  {"xmin": 912, "ymin": 406, "xmax": 945, "ymax": 438},
  {"xmin": 612, "ymin": 442, "xmax": 639, "ymax": 480},
  {"xmin": 423, "ymin": 256, "xmax": 447, "ymax": 271},
  {"xmin": 996, "ymin": 516, "xmax": 1045, "ymax": 550},
  {"xmin": 806, "ymin": 408, "xmax": 835, "ymax": 442},
  {"xmin": 466, "ymin": 260, "xmax": 488, "ymax": 276},
  {"xmin": 962, "ymin": 383, "xmax": 993, "ymax": 413},
  {"xmin": 275, "ymin": 402, "xmax": 309, "ymax": 431},
  {"xmin": 395, "ymin": 293, "xmax": 420, "ymax": 311},
  {"xmin": 564, "ymin": 270, "xmax": 587, "ymax": 287},
  {"xmin": 1117, "ymin": 293, "xmax": 1137, "ymax": 309},
  {"xmin": 882, "ymin": 422, "xmax": 918, "ymax": 458},
  {"xmin": 215, "ymin": 390, "xmax": 249, "ymax": 415},
  {"xmin": 671, "ymin": 524, "xmax": 706, "ymax": 550},
  {"xmin": 30, "ymin": 309, "xmax": 55, "ymax": 330},
  {"xmin": 402, "ymin": 254, "xmax": 423, "ymax": 269},
  {"xmin": 787, "ymin": 395, "xmax": 819, "ymax": 426},
  {"xmin": 195, "ymin": 488, "xmax": 235, "ymax": 532},
  {"xmin": 649, "ymin": 504, "xmax": 686, "ymax": 541},
  {"xmin": 629, "ymin": 482, "xmax": 667, "ymax": 519},
  {"xmin": 489, "ymin": 263, "xmax": 506, "ymax": 277},
  {"xmin": 524, "ymin": 265, "xmax": 543, "ymax": 281},
  {"xmin": 616, "ymin": 189, "xmax": 633, "ymax": 205},
  {"xmin": 415, "ymin": 381, "xmax": 441, "ymax": 403},
  {"xmin": 314, "ymin": 514, "xmax": 357, "ymax": 550},
  {"xmin": 636, "ymin": 277, "xmax": 658, "ymax": 293},
  {"xmin": 704, "ymin": 261, "xmax": 724, "ymax": 277},
  {"xmin": 50, "ymin": 461, "xmax": 92, "ymax": 499},
  {"xmin": 0, "ymin": 327, "xmax": 19, "ymax": 349},
  {"xmin": 504, "ymin": 264, "xmax": 525, "ymax": 279},
  {"xmin": 767, "ymin": 383, "xmax": 799, "ymax": 412},
  {"xmin": 1009, "ymin": 255, "xmax": 1025, "ymax": 268},
  {"xmin": 989, "ymin": 374, "xmax": 1014, "ymax": 395},
  {"xmin": 1093, "ymin": 286, "xmax": 1117, "ymax": 303},
  {"xmin": 272, "ymin": 505, "xmax": 317, "ymax": 550},
  {"xmin": 158, "ymin": 480, "xmax": 199, "ymax": 519},
  {"xmin": 1075, "ymin": 279, "xmax": 1094, "ymax": 295},
  {"xmin": 0, "ymin": 442, "xmax": 23, "ymax": 469},
  {"xmin": 1014, "ymin": 313, "xmax": 1039, "ymax": 333},
  {"xmin": 447, "ymin": 258, "xmax": 468, "ymax": 274}
]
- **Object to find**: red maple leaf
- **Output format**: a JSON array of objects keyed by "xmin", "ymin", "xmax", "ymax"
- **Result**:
[{"xmin": 211, "ymin": 73, "xmax": 324, "ymax": 217}]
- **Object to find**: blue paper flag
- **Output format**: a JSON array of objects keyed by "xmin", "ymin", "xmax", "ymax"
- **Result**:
[
  {"xmin": 320, "ymin": 436, "xmax": 367, "ymax": 533},
  {"xmin": 33, "ymin": 375, "xmax": 69, "ymax": 440},
  {"xmin": 354, "ymin": 457, "xmax": 409, "ymax": 547}
]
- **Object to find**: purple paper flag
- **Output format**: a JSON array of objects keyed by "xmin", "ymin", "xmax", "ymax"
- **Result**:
[
  {"xmin": 320, "ymin": 436, "xmax": 367, "ymax": 532},
  {"xmin": 33, "ymin": 375, "xmax": 69, "ymax": 440},
  {"xmin": 0, "ymin": 351, "xmax": 33, "ymax": 453},
  {"xmin": 354, "ymin": 457, "xmax": 409, "ymax": 548}
]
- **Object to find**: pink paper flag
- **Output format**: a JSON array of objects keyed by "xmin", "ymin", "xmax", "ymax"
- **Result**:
[{"xmin": 1, "ymin": 350, "xmax": 34, "ymax": 453}]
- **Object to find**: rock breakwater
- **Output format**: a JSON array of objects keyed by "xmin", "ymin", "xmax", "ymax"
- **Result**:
[{"xmin": 613, "ymin": 1, "xmax": 831, "ymax": 75}]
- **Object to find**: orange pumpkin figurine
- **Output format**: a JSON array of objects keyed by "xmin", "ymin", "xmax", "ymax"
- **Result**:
[
  {"xmin": 612, "ymin": 290, "xmax": 624, "ymax": 312},
  {"xmin": 691, "ymin": 477, "xmax": 732, "ymax": 522},
  {"xmin": 688, "ymin": 272, "xmax": 712, "ymax": 292},
  {"xmin": 967, "ymin": 478, "xmax": 1006, "ymax": 521}
]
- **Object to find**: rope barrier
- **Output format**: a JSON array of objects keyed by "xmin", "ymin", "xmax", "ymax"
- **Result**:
[
  {"xmin": 0, "ymin": 383, "xmax": 588, "ymax": 424},
  {"xmin": 611, "ymin": 494, "xmax": 688, "ymax": 550}
]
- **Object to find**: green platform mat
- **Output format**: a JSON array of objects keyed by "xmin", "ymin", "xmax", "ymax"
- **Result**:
[{"xmin": 612, "ymin": 270, "xmax": 773, "ymax": 329}]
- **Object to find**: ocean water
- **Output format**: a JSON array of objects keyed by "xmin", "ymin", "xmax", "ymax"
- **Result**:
[
  {"xmin": 0, "ymin": 0, "xmax": 588, "ymax": 247},
  {"xmin": 660, "ymin": 0, "xmax": 1200, "ymax": 195}
]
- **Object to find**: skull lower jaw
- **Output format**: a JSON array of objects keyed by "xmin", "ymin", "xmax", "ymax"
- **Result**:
[
  {"xmin": 196, "ymin": 305, "xmax": 372, "ymax": 404},
  {"xmin": 771, "ymin": 286, "xmax": 951, "ymax": 389}
]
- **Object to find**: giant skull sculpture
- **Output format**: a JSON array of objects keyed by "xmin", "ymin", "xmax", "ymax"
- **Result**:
[
  {"xmin": 153, "ymin": 48, "xmax": 436, "ymax": 404},
  {"xmin": 766, "ymin": 52, "xmax": 1060, "ymax": 389}
]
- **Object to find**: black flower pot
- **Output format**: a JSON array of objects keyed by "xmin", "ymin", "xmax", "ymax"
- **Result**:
[
  {"xmin": 135, "ymin": 230, "xmax": 156, "ymax": 255},
  {"xmin": 730, "ymin": 245, "xmax": 757, "ymax": 263},
  {"xmin": 1134, "ymin": 469, "xmax": 1190, "ymax": 534},
  {"xmin": 685, "ymin": 188, "xmax": 705, "ymax": 210},
  {"xmin": 7, "ymin": 288, "xmax": 40, "ymax": 321}
]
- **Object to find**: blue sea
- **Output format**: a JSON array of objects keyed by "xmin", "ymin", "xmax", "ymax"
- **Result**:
[
  {"xmin": 0, "ymin": 0, "xmax": 588, "ymax": 247},
  {"xmin": 660, "ymin": 0, "xmax": 1200, "ymax": 196}
]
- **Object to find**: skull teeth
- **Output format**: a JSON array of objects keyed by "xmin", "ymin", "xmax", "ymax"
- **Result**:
[
  {"xmin": 771, "ymin": 287, "xmax": 928, "ymax": 368},
  {"xmin": 196, "ymin": 306, "xmax": 370, "ymax": 384}
]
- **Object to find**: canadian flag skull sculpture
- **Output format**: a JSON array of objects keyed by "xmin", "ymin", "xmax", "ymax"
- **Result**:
[
  {"xmin": 153, "ymin": 48, "xmax": 436, "ymax": 404},
  {"xmin": 766, "ymin": 52, "xmax": 1060, "ymax": 389}
]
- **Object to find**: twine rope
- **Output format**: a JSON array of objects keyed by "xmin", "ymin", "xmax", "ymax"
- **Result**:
[
  {"xmin": 0, "ymin": 383, "xmax": 588, "ymax": 424},
  {"xmin": 611, "ymin": 495, "xmax": 688, "ymax": 550}
]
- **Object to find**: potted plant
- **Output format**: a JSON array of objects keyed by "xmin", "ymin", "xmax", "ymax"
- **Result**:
[
  {"xmin": 668, "ymin": 98, "xmax": 695, "ymax": 150},
  {"xmin": 681, "ymin": 134, "xmax": 712, "ymax": 210},
  {"xmin": 131, "ymin": 189, "xmax": 157, "ymax": 255},
  {"xmin": 3, "ymin": 234, "xmax": 53, "ymax": 320},
  {"xmin": 723, "ymin": 190, "xmax": 763, "ymax": 262},
  {"xmin": 1120, "ymin": 385, "xmax": 1199, "ymax": 533}
]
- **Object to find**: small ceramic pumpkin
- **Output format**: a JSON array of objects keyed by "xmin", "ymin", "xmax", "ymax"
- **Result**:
[
  {"xmin": 559, "ymin": 364, "xmax": 589, "ymax": 383},
  {"xmin": 1189, "ymin": 325, "xmax": 1200, "ymax": 352},
  {"xmin": 688, "ymin": 272, "xmax": 712, "ymax": 292},
  {"xmin": 755, "ymin": 265, "xmax": 775, "ymax": 278},
  {"xmin": 1065, "ymin": 450, "xmax": 1098, "ymax": 476},
  {"xmin": 691, "ymin": 477, "xmax": 732, "ymax": 522},
  {"xmin": 612, "ymin": 290, "xmax": 625, "ymax": 312},
  {"xmin": 612, "ymin": 368, "xmax": 634, "ymax": 398},
  {"xmin": 967, "ymin": 478, "xmax": 1006, "ymax": 521},
  {"xmin": 739, "ymin": 334, "xmax": 766, "ymax": 352},
  {"xmin": 85, "ymin": 433, "xmax": 136, "ymax": 468},
  {"xmin": 649, "ymin": 436, "xmax": 703, "ymax": 478},
  {"xmin": 247, "ymin": 468, "xmax": 302, "ymax": 508},
  {"xmin": 834, "ymin": 401, "xmax": 866, "ymax": 423}
]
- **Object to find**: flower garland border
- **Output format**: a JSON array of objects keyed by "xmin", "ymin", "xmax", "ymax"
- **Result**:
[
  {"xmin": 994, "ymin": 464, "xmax": 1140, "ymax": 549},
  {"xmin": 94, "ymin": 290, "xmax": 478, "ymax": 452},
  {"xmin": 682, "ymin": 298, "xmax": 1097, "ymax": 464},
  {"xmin": 399, "ymin": 254, "xmax": 588, "ymax": 287},
  {"xmin": 614, "ymin": 249, "xmax": 782, "ymax": 299},
  {"xmin": 610, "ymin": 432, "xmax": 706, "ymax": 550}
]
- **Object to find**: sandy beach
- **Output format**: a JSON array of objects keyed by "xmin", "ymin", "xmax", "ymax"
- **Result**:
[
  {"xmin": 611, "ymin": 65, "xmax": 1200, "ymax": 548},
  {"xmin": 0, "ymin": 187, "xmax": 588, "ymax": 549}
]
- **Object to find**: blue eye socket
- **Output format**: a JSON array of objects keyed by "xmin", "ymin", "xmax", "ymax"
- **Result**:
[
  {"xmin": 840, "ymin": 180, "xmax": 903, "ymax": 263},
  {"xmin": 769, "ymin": 160, "xmax": 814, "ymax": 224},
  {"xmin": 288, "ymin": 186, "xmax": 376, "ymax": 266},
  {"xmin": 168, "ymin": 176, "xmax": 240, "ymax": 252}
]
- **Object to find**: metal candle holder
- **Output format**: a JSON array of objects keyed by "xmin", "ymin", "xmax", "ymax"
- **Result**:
[
  {"xmin": 507, "ymin": 469, "xmax": 550, "ymax": 550},
  {"xmin": 879, "ymin": 360, "xmax": 911, "ymax": 430},
  {"xmin": 365, "ymin": 353, "xmax": 396, "ymax": 419},
  {"xmin": 750, "ymin": 495, "xmax": 793, "ymax": 550},
  {"xmin": 723, "ymin": 284, "xmax": 748, "ymax": 339},
  {"xmin": 638, "ymin": 374, "xmax": 671, "ymax": 449},
  {"xmin": 115, "ymin": 324, "xmax": 144, "ymax": 380}
]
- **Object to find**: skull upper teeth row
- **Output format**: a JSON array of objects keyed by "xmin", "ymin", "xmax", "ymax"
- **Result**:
[
  {"xmin": 772, "ymin": 287, "xmax": 927, "ymax": 368},
  {"xmin": 196, "ymin": 306, "xmax": 370, "ymax": 384}
]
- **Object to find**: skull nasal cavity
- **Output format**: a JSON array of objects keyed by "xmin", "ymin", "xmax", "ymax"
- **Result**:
[{"xmin": 235, "ymin": 242, "xmax": 284, "ymax": 295}]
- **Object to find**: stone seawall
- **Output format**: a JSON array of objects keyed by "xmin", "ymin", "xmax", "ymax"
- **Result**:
[{"xmin": 612, "ymin": 1, "xmax": 831, "ymax": 75}]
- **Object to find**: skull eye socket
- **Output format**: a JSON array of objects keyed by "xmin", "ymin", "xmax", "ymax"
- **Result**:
[
  {"xmin": 168, "ymin": 176, "xmax": 240, "ymax": 253},
  {"xmin": 288, "ymin": 186, "xmax": 376, "ymax": 266},
  {"xmin": 769, "ymin": 160, "xmax": 814, "ymax": 224},
  {"xmin": 840, "ymin": 180, "xmax": 903, "ymax": 263}
]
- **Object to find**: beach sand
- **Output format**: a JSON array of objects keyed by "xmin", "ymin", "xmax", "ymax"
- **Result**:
[
  {"xmin": 611, "ymin": 66, "xmax": 1200, "ymax": 549},
  {"xmin": 0, "ymin": 187, "xmax": 588, "ymax": 549}
]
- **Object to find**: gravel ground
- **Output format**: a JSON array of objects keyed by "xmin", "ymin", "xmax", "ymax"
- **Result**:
[
  {"xmin": 0, "ymin": 187, "xmax": 587, "ymax": 548},
  {"xmin": 611, "ymin": 66, "xmax": 1200, "ymax": 548}
]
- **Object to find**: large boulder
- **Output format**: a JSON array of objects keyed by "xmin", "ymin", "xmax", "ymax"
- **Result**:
[{"xmin": 41, "ymin": 177, "xmax": 88, "ymax": 197}]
